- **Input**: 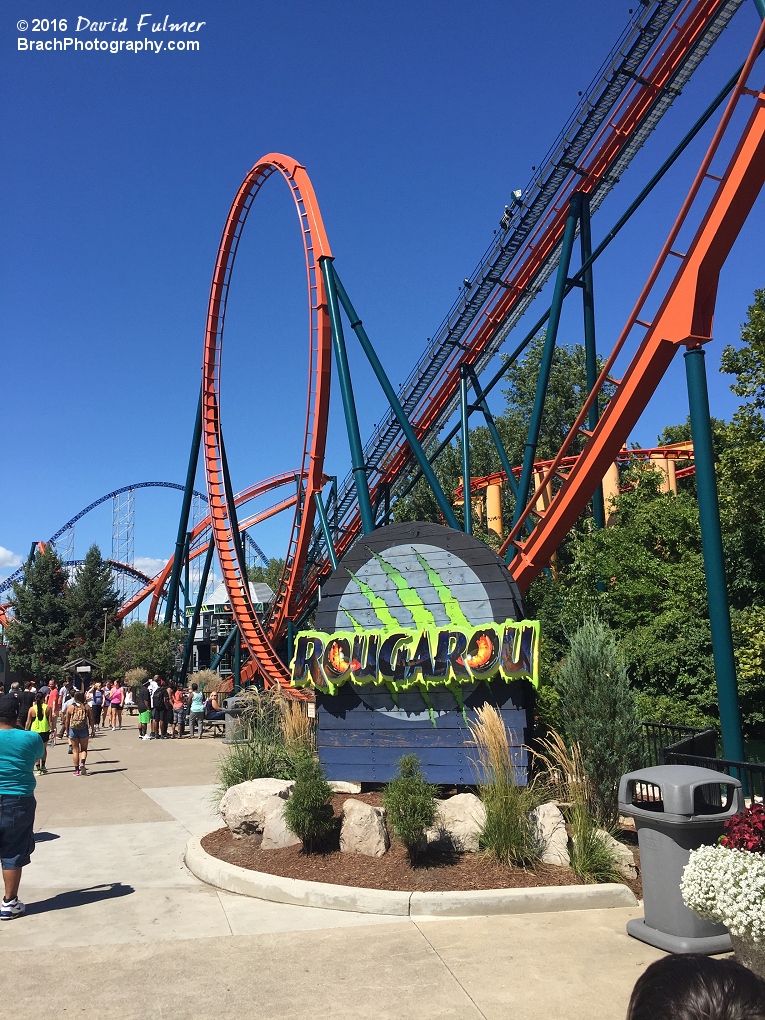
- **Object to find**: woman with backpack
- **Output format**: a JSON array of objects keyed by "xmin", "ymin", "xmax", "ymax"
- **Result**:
[
  {"xmin": 63, "ymin": 692, "xmax": 94, "ymax": 776},
  {"xmin": 25, "ymin": 691, "xmax": 52, "ymax": 774}
]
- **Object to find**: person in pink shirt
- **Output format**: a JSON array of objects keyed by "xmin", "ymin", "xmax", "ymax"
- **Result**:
[
  {"xmin": 171, "ymin": 685, "xmax": 186, "ymax": 739},
  {"xmin": 109, "ymin": 682, "xmax": 124, "ymax": 731},
  {"xmin": 46, "ymin": 684, "xmax": 59, "ymax": 748}
]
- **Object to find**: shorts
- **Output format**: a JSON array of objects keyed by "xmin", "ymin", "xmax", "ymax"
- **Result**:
[
  {"xmin": 173, "ymin": 709, "xmax": 184, "ymax": 726},
  {"xmin": 139, "ymin": 710, "xmax": 151, "ymax": 725},
  {"xmin": 0, "ymin": 795, "xmax": 36, "ymax": 870},
  {"xmin": 151, "ymin": 708, "xmax": 165, "ymax": 722},
  {"xmin": 35, "ymin": 732, "xmax": 50, "ymax": 744},
  {"xmin": 69, "ymin": 727, "xmax": 89, "ymax": 740}
]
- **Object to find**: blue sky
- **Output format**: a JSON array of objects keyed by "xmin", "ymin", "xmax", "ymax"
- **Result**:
[{"xmin": 1, "ymin": 1, "xmax": 763, "ymax": 593}]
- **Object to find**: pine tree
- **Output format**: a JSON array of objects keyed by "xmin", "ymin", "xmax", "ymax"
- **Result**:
[
  {"xmin": 556, "ymin": 616, "xmax": 642, "ymax": 828},
  {"xmin": 7, "ymin": 545, "xmax": 73, "ymax": 683},
  {"xmin": 68, "ymin": 544, "xmax": 122, "ymax": 658}
]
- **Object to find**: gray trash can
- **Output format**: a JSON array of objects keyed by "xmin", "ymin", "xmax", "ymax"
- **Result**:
[
  {"xmin": 223, "ymin": 696, "xmax": 245, "ymax": 744},
  {"xmin": 618, "ymin": 764, "xmax": 743, "ymax": 954}
]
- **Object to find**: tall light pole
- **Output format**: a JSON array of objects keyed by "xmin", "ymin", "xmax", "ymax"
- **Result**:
[{"xmin": 102, "ymin": 608, "xmax": 109, "ymax": 648}]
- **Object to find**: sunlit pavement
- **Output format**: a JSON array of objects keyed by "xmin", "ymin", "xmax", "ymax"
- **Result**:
[{"xmin": 0, "ymin": 722, "xmax": 663, "ymax": 1019}]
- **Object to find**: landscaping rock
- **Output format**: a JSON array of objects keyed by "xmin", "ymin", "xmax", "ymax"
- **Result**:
[
  {"xmin": 426, "ymin": 793, "xmax": 486, "ymax": 853},
  {"xmin": 340, "ymin": 799, "xmax": 389, "ymax": 857},
  {"xmin": 329, "ymin": 781, "xmax": 362, "ymax": 794},
  {"xmin": 220, "ymin": 778, "xmax": 295, "ymax": 838},
  {"xmin": 261, "ymin": 803, "xmax": 302, "ymax": 850},
  {"xmin": 529, "ymin": 802, "xmax": 570, "ymax": 867},
  {"xmin": 597, "ymin": 829, "xmax": 638, "ymax": 881}
]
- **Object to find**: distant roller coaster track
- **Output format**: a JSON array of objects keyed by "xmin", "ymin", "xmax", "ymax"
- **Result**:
[{"xmin": 0, "ymin": 480, "xmax": 269, "ymax": 597}]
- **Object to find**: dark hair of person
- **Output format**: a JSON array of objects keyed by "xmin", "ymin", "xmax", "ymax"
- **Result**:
[
  {"xmin": 74, "ymin": 691, "xmax": 85, "ymax": 705},
  {"xmin": 627, "ymin": 954, "xmax": 765, "ymax": 1020},
  {"xmin": 191, "ymin": 683, "xmax": 198, "ymax": 691},
  {"xmin": 35, "ymin": 691, "xmax": 45, "ymax": 720}
]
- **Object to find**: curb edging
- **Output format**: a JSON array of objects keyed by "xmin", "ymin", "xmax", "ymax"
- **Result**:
[{"xmin": 184, "ymin": 837, "xmax": 637, "ymax": 916}]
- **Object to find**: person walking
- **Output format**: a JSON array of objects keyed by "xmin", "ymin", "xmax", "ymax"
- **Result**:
[
  {"xmin": 63, "ymin": 693, "xmax": 94, "ymax": 776},
  {"xmin": 24, "ymin": 694, "xmax": 51, "ymax": 775},
  {"xmin": 0, "ymin": 694, "xmax": 43, "ymax": 919},
  {"xmin": 136, "ymin": 680, "xmax": 152, "ymax": 740},
  {"xmin": 59, "ymin": 683, "xmax": 76, "ymax": 755},
  {"xmin": 90, "ymin": 683, "xmax": 104, "ymax": 731},
  {"xmin": 188, "ymin": 684, "xmax": 205, "ymax": 739},
  {"xmin": 46, "ymin": 683, "xmax": 59, "ymax": 747}
]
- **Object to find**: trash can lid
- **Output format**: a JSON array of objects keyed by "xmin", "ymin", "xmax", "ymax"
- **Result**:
[{"xmin": 618, "ymin": 764, "xmax": 742, "ymax": 821}]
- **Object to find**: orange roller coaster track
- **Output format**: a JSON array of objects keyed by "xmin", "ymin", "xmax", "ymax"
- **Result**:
[{"xmin": 201, "ymin": 156, "xmax": 333, "ymax": 689}]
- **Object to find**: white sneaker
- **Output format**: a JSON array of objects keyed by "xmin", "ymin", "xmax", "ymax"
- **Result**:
[
  {"xmin": 141, "ymin": 734, "xmax": 151, "ymax": 740},
  {"xmin": 1, "ymin": 898, "xmax": 25, "ymax": 920}
]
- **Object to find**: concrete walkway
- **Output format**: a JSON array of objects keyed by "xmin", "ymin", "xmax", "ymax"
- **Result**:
[{"xmin": 0, "ymin": 723, "xmax": 664, "ymax": 1019}]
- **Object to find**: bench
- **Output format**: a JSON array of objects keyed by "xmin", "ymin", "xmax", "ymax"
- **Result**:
[{"xmin": 204, "ymin": 719, "xmax": 226, "ymax": 738}]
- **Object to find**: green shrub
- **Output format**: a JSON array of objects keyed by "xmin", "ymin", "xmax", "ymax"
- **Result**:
[
  {"xmin": 383, "ymin": 754, "xmax": 437, "ymax": 863},
  {"xmin": 556, "ymin": 616, "xmax": 642, "ymax": 828},
  {"xmin": 217, "ymin": 739, "xmax": 297, "ymax": 794},
  {"xmin": 283, "ymin": 753, "xmax": 335, "ymax": 852},
  {"xmin": 568, "ymin": 805, "xmax": 621, "ymax": 884},
  {"xmin": 468, "ymin": 704, "xmax": 542, "ymax": 868},
  {"xmin": 481, "ymin": 782, "xmax": 541, "ymax": 868}
]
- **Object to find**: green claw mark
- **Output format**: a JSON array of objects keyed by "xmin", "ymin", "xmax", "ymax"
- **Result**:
[
  {"xmin": 340, "ymin": 609, "xmax": 365, "ymax": 634},
  {"xmin": 368, "ymin": 549, "xmax": 435, "ymax": 630},
  {"xmin": 412, "ymin": 548, "xmax": 471, "ymax": 628},
  {"xmin": 420, "ymin": 687, "xmax": 436, "ymax": 726},
  {"xmin": 344, "ymin": 568, "xmax": 399, "ymax": 628}
]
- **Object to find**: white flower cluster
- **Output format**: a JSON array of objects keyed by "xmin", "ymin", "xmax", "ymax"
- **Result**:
[{"xmin": 681, "ymin": 844, "xmax": 765, "ymax": 945}]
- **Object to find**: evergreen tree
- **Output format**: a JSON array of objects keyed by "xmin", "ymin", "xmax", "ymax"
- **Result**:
[
  {"xmin": 7, "ymin": 545, "xmax": 73, "ymax": 683},
  {"xmin": 247, "ymin": 557, "xmax": 285, "ymax": 594},
  {"xmin": 556, "ymin": 616, "xmax": 642, "ymax": 828},
  {"xmin": 68, "ymin": 544, "xmax": 121, "ymax": 658}
]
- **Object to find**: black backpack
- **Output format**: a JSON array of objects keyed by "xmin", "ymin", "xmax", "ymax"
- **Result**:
[{"xmin": 152, "ymin": 686, "xmax": 166, "ymax": 710}]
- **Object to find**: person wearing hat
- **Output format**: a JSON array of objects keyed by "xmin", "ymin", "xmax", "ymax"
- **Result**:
[{"xmin": 0, "ymin": 693, "xmax": 43, "ymax": 920}]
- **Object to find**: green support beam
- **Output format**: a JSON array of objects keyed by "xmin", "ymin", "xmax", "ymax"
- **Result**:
[
  {"xmin": 314, "ymin": 491, "xmax": 339, "ymax": 571},
  {"xmin": 684, "ymin": 347, "xmax": 744, "ymax": 762},
  {"xmin": 320, "ymin": 257, "xmax": 376, "ymax": 536},
  {"xmin": 178, "ymin": 536, "xmax": 215, "ymax": 682},
  {"xmin": 331, "ymin": 263, "xmax": 461, "ymax": 532},
  {"xmin": 460, "ymin": 365, "xmax": 472, "ymax": 534},
  {"xmin": 579, "ymin": 194, "xmax": 606, "ymax": 530},
  {"xmin": 512, "ymin": 196, "xmax": 580, "ymax": 535},
  {"xmin": 165, "ymin": 384, "xmax": 203, "ymax": 625},
  {"xmin": 211, "ymin": 624, "xmax": 239, "ymax": 671}
]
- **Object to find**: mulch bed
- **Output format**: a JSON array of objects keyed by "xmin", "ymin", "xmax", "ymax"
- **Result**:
[{"xmin": 201, "ymin": 793, "xmax": 642, "ymax": 897}]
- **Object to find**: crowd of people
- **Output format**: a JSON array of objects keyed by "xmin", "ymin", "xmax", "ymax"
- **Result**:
[{"xmin": 0, "ymin": 675, "xmax": 229, "ymax": 778}]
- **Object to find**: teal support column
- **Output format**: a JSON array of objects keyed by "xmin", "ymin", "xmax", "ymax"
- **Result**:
[
  {"xmin": 234, "ymin": 631, "xmax": 241, "ymax": 693},
  {"xmin": 211, "ymin": 625, "xmax": 239, "ymax": 671},
  {"xmin": 460, "ymin": 365, "xmax": 472, "ymax": 534},
  {"xmin": 512, "ymin": 195, "xmax": 580, "ymax": 536},
  {"xmin": 755, "ymin": 0, "xmax": 765, "ymax": 20},
  {"xmin": 165, "ymin": 384, "xmax": 203, "ymax": 625},
  {"xmin": 320, "ymin": 257, "xmax": 375, "ymax": 535},
  {"xmin": 331, "ymin": 264, "xmax": 461, "ymax": 532},
  {"xmin": 184, "ymin": 531, "xmax": 192, "ymax": 613},
  {"xmin": 466, "ymin": 367, "xmax": 520, "ymax": 501},
  {"xmin": 579, "ymin": 194, "xmax": 606, "ymax": 530},
  {"xmin": 684, "ymin": 347, "xmax": 744, "ymax": 762},
  {"xmin": 179, "ymin": 536, "xmax": 215, "ymax": 682},
  {"xmin": 314, "ymin": 492, "xmax": 339, "ymax": 571}
]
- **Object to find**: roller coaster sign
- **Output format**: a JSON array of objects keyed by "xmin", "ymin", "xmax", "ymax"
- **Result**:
[
  {"xmin": 291, "ymin": 619, "xmax": 538, "ymax": 695},
  {"xmin": 289, "ymin": 522, "xmax": 539, "ymax": 697}
]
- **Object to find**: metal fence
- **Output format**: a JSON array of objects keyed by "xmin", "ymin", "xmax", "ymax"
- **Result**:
[
  {"xmin": 641, "ymin": 722, "xmax": 765, "ymax": 803},
  {"xmin": 640, "ymin": 722, "xmax": 713, "ymax": 768}
]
